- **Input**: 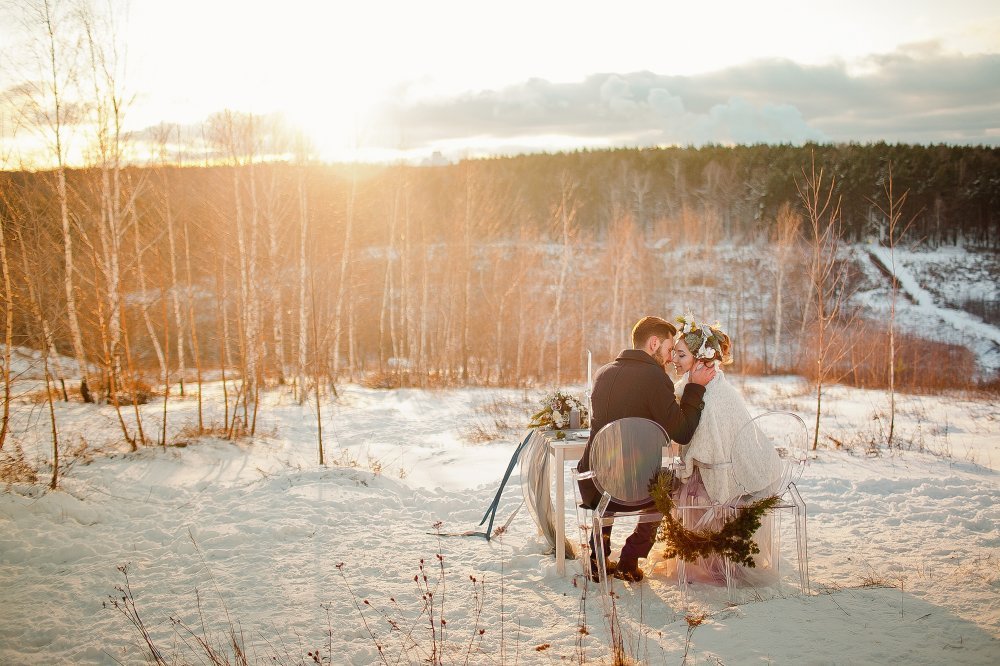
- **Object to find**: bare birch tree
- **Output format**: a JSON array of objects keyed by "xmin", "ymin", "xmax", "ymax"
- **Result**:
[
  {"xmin": 15, "ymin": 225, "xmax": 62, "ymax": 476},
  {"xmin": 89, "ymin": 242, "xmax": 136, "ymax": 449},
  {"xmin": 211, "ymin": 110, "xmax": 260, "ymax": 430},
  {"xmin": 606, "ymin": 207, "xmax": 641, "ymax": 357},
  {"xmin": 797, "ymin": 157, "xmax": 852, "ymax": 450},
  {"xmin": 79, "ymin": 0, "xmax": 143, "ymax": 399},
  {"xmin": 295, "ymin": 139, "xmax": 311, "ymax": 403},
  {"xmin": 377, "ymin": 169, "xmax": 401, "ymax": 379},
  {"xmin": 181, "ymin": 199, "xmax": 203, "ymax": 432},
  {"xmin": 548, "ymin": 173, "xmax": 579, "ymax": 385},
  {"xmin": 771, "ymin": 202, "xmax": 802, "ymax": 372},
  {"xmin": 0, "ymin": 251, "xmax": 10, "ymax": 450},
  {"xmin": 869, "ymin": 165, "xmax": 911, "ymax": 448},
  {"xmin": 331, "ymin": 167, "xmax": 357, "ymax": 382},
  {"xmin": 131, "ymin": 206, "xmax": 167, "ymax": 380},
  {"xmin": 154, "ymin": 125, "xmax": 186, "ymax": 396},
  {"xmin": 13, "ymin": 0, "xmax": 93, "ymax": 400},
  {"xmin": 262, "ymin": 170, "xmax": 288, "ymax": 385},
  {"xmin": 0, "ymin": 187, "xmax": 17, "ymax": 449}
]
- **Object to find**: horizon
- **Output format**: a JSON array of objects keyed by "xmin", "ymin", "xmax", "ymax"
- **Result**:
[{"xmin": 5, "ymin": 139, "xmax": 999, "ymax": 174}]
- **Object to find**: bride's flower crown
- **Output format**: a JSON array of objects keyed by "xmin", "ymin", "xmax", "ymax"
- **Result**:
[{"xmin": 674, "ymin": 313, "xmax": 727, "ymax": 364}]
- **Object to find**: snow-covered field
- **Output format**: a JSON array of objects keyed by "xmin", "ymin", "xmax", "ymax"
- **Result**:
[{"xmin": 1, "ymin": 373, "xmax": 998, "ymax": 665}]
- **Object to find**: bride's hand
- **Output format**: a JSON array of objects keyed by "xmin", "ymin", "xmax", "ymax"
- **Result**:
[{"xmin": 689, "ymin": 361, "xmax": 716, "ymax": 386}]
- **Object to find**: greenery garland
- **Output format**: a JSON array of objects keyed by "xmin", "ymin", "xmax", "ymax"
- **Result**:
[{"xmin": 649, "ymin": 472, "xmax": 780, "ymax": 568}]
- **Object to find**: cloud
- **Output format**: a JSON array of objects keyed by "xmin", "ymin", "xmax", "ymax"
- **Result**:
[{"xmin": 371, "ymin": 45, "xmax": 1000, "ymax": 155}]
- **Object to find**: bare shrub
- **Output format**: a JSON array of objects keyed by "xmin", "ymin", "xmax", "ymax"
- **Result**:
[
  {"xmin": 795, "ymin": 320, "xmax": 977, "ymax": 393},
  {"xmin": 106, "ymin": 379, "xmax": 158, "ymax": 406},
  {"xmin": 858, "ymin": 565, "xmax": 896, "ymax": 588},
  {"xmin": 0, "ymin": 445, "xmax": 38, "ymax": 485},
  {"xmin": 173, "ymin": 422, "xmax": 236, "ymax": 446},
  {"xmin": 463, "ymin": 395, "xmax": 529, "ymax": 443},
  {"xmin": 360, "ymin": 371, "xmax": 402, "ymax": 390}
]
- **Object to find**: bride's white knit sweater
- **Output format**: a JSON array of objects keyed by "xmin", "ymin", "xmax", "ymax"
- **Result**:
[{"xmin": 674, "ymin": 369, "xmax": 782, "ymax": 503}]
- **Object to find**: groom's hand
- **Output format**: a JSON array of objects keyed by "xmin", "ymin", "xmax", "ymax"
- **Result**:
[{"xmin": 689, "ymin": 362, "xmax": 716, "ymax": 386}]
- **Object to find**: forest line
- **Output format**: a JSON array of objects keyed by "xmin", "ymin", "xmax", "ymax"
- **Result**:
[{"xmin": 0, "ymin": 138, "xmax": 992, "ymax": 457}]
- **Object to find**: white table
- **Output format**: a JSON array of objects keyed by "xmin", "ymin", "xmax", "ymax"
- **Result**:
[
  {"xmin": 544, "ymin": 429, "xmax": 678, "ymax": 576},
  {"xmin": 546, "ymin": 432, "xmax": 589, "ymax": 575}
]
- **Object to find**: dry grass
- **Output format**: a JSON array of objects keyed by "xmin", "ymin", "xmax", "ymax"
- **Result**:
[
  {"xmin": 463, "ymin": 394, "xmax": 531, "ymax": 444},
  {"xmin": 174, "ymin": 422, "xmax": 228, "ymax": 443},
  {"xmin": 795, "ymin": 320, "xmax": 979, "ymax": 393},
  {"xmin": 0, "ymin": 445, "xmax": 38, "ymax": 485}
]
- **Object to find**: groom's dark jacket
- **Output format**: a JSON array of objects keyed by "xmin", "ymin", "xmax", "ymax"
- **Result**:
[{"xmin": 577, "ymin": 349, "xmax": 706, "ymax": 509}]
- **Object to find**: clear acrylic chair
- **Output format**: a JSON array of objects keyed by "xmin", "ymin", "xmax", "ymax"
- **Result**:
[
  {"xmin": 733, "ymin": 411, "xmax": 810, "ymax": 595},
  {"xmin": 676, "ymin": 411, "xmax": 810, "ymax": 601},
  {"xmin": 573, "ymin": 417, "xmax": 668, "ymax": 595}
]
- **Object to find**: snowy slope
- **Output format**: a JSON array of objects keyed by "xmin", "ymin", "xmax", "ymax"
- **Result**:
[{"xmin": 862, "ymin": 244, "xmax": 1000, "ymax": 377}]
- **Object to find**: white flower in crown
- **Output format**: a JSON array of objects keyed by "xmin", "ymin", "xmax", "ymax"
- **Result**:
[{"xmin": 702, "ymin": 346, "xmax": 716, "ymax": 359}]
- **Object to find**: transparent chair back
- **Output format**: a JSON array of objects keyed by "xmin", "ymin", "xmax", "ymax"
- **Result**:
[
  {"xmin": 589, "ymin": 418, "xmax": 668, "ymax": 507},
  {"xmin": 730, "ymin": 410, "xmax": 810, "ymax": 595},
  {"xmin": 577, "ymin": 417, "xmax": 667, "ymax": 595},
  {"xmin": 732, "ymin": 411, "xmax": 810, "ymax": 500}
]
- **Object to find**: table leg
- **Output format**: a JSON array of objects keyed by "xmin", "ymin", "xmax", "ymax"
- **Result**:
[{"xmin": 555, "ymin": 447, "xmax": 566, "ymax": 575}]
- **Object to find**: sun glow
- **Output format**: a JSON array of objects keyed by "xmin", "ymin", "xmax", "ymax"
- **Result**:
[{"xmin": 2, "ymin": 0, "xmax": 998, "ymax": 169}]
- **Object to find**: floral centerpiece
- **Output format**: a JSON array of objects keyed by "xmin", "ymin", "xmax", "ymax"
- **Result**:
[{"xmin": 528, "ymin": 390, "xmax": 589, "ymax": 437}]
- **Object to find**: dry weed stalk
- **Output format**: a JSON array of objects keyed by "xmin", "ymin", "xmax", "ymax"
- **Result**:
[{"xmin": 334, "ymin": 524, "xmax": 501, "ymax": 665}]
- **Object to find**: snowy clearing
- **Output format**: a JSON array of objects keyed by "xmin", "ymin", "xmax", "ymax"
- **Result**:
[{"xmin": 1, "ymin": 377, "xmax": 998, "ymax": 665}]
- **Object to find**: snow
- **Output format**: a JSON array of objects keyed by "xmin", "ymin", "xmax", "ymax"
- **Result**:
[
  {"xmin": 1, "ymin": 375, "xmax": 998, "ymax": 665},
  {"xmin": 860, "ymin": 244, "xmax": 1000, "ymax": 377}
]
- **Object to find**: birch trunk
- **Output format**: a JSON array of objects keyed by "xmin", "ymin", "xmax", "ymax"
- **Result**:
[
  {"xmin": 871, "ymin": 165, "xmax": 909, "ymax": 448},
  {"xmin": 551, "ymin": 177, "xmax": 577, "ymax": 385},
  {"xmin": 246, "ymin": 149, "xmax": 261, "ymax": 417},
  {"xmin": 82, "ymin": 3, "xmax": 133, "ymax": 399},
  {"xmin": 161, "ymin": 163, "xmax": 186, "ymax": 396},
  {"xmin": 17, "ymin": 227, "xmax": 65, "ymax": 470},
  {"xmin": 796, "ymin": 156, "xmax": 845, "ymax": 451},
  {"xmin": 378, "ymin": 177, "xmax": 400, "ymax": 377},
  {"xmin": 37, "ymin": 0, "xmax": 91, "ymax": 401},
  {"xmin": 132, "ymin": 209, "xmax": 167, "ymax": 380},
  {"xmin": 0, "ymin": 210, "xmax": 11, "ymax": 449},
  {"xmin": 772, "ymin": 203, "xmax": 801, "ymax": 373},
  {"xmin": 265, "ymin": 180, "xmax": 286, "ymax": 385},
  {"xmin": 297, "ymin": 166, "xmax": 309, "ymax": 403},
  {"xmin": 332, "ymin": 169, "xmax": 357, "ymax": 381},
  {"xmin": 43, "ymin": 352, "xmax": 59, "ymax": 489},
  {"xmin": 182, "ymin": 211, "xmax": 203, "ymax": 432},
  {"xmin": 89, "ymin": 243, "xmax": 135, "ymax": 450},
  {"xmin": 400, "ymin": 181, "xmax": 412, "ymax": 383},
  {"xmin": 230, "ymin": 159, "xmax": 250, "ymax": 430},
  {"xmin": 461, "ymin": 169, "xmax": 473, "ymax": 382}
]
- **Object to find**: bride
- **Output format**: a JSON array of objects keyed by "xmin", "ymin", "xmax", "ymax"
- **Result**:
[{"xmin": 668, "ymin": 315, "xmax": 783, "ymax": 583}]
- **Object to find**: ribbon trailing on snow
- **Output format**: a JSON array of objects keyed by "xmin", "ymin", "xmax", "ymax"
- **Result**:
[{"xmin": 434, "ymin": 430, "xmax": 533, "ymax": 540}]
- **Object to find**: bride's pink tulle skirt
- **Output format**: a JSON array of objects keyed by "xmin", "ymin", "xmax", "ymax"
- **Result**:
[{"xmin": 655, "ymin": 468, "xmax": 778, "ymax": 587}]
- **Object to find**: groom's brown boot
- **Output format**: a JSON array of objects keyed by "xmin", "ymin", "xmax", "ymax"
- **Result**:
[
  {"xmin": 612, "ymin": 558, "xmax": 645, "ymax": 583},
  {"xmin": 589, "ymin": 557, "xmax": 618, "ymax": 582}
]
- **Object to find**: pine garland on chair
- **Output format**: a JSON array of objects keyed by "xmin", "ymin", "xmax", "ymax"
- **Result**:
[{"xmin": 649, "ymin": 472, "xmax": 780, "ymax": 568}]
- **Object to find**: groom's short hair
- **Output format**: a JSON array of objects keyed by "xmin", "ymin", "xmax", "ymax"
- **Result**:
[{"xmin": 631, "ymin": 316, "xmax": 677, "ymax": 349}]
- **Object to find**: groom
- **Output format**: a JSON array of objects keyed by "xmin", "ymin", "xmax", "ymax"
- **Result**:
[{"xmin": 578, "ymin": 315, "xmax": 715, "ymax": 582}]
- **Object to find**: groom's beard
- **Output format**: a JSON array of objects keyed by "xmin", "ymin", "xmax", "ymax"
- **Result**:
[{"xmin": 653, "ymin": 347, "xmax": 670, "ymax": 371}]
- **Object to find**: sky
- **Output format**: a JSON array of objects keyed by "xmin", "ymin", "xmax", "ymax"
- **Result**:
[{"xmin": 2, "ymin": 0, "xmax": 999, "ymax": 165}]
